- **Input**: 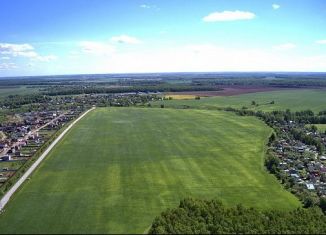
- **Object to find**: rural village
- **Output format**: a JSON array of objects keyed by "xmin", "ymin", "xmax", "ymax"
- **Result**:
[
  {"xmin": 0, "ymin": 110, "xmax": 81, "ymax": 187},
  {"xmin": 267, "ymin": 114, "xmax": 326, "ymax": 205}
]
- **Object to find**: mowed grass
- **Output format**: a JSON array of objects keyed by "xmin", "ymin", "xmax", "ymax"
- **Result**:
[
  {"xmin": 153, "ymin": 89, "xmax": 326, "ymax": 112},
  {"xmin": 0, "ymin": 108, "xmax": 300, "ymax": 234}
]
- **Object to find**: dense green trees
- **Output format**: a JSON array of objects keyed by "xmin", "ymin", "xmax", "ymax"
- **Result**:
[{"xmin": 149, "ymin": 198, "xmax": 326, "ymax": 234}]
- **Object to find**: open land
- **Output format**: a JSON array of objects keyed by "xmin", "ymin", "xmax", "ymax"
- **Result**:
[
  {"xmin": 0, "ymin": 108, "xmax": 300, "ymax": 234},
  {"xmin": 155, "ymin": 89, "xmax": 326, "ymax": 112},
  {"xmin": 166, "ymin": 86, "xmax": 290, "ymax": 97}
]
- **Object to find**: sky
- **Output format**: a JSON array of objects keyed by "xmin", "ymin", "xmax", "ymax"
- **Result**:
[{"xmin": 0, "ymin": 0, "xmax": 326, "ymax": 76}]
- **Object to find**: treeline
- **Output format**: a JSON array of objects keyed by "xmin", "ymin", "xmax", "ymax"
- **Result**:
[
  {"xmin": 43, "ymin": 84, "xmax": 222, "ymax": 96},
  {"xmin": 0, "ymin": 94, "xmax": 51, "ymax": 108},
  {"xmin": 222, "ymin": 107, "xmax": 326, "ymax": 125},
  {"xmin": 149, "ymin": 198, "xmax": 326, "ymax": 234},
  {"xmin": 194, "ymin": 78, "xmax": 326, "ymax": 88}
]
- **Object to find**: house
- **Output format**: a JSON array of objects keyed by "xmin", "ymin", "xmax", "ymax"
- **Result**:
[
  {"xmin": 0, "ymin": 144, "xmax": 7, "ymax": 149},
  {"xmin": 306, "ymin": 183, "xmax": 315, "ymax": 190},
  {"xmin": 0, "ymin": 155, "xmax": 11, "ymax": 161}
]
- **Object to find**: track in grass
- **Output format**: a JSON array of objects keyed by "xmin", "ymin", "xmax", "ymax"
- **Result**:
[
  {"xmin": 155, "ymin": 89, "xmax": 326, "ymax": 112},
  {"xmin": 0, "ymin": 108, "xmax": 300, "ymax": 234}
]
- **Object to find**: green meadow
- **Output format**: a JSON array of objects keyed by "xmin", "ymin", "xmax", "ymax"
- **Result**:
[
  {"xmin": 0, "ymin": 108, "xmax": 300, "ymax": 234},
  {"xmin": 153, "ymin": 89, "xmax": 326, "ymax": 112},
  {"xmin": 306, "ymin": 124, "xmax": 326, "ymax": 132}
]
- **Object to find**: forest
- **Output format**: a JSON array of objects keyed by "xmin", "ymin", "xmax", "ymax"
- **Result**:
[{"xmin": 149, "ymin": 198, "xmax": 326, "ymax": 234}]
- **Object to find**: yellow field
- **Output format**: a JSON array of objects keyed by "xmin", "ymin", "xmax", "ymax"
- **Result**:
[{"xmin": 165, "ymin": 94, "xmax": 197, "ymax": 100}]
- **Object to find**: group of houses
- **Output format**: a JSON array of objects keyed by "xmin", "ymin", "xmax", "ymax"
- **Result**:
[
  {"xmin": 271, "ymin": 121, "xmax": 326, "ymax": 197},
  {"xmin": 0, "ymin": 109, "xmax": 79, "ymax": 186}
]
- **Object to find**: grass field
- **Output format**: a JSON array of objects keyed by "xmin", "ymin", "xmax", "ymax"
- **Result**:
[
  {"xmin": 0, "ymin": 108, "xmax": 300, "ymax": 234},
  {"xmin": 306, "ymin": 124, "xmax": 326, "ymax": 132},
  {"xmin": 154, "ymin": 89, "xmax": 326, "ymax": 112}
]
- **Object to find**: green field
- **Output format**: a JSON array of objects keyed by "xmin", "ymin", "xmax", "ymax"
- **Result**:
[
  {"xmin": 306, "ymin": 124, "xmax": 326, "ymax": 132},
  {"xmin": 154, "ymin": 89, "xmax": 326, "ymax": 112},
  {"xmin": 0, "ymin": 108, "xmax": 300, "ymax": 233}
]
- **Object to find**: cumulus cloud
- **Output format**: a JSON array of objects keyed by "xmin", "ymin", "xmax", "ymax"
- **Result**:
[
  {"xmin": 111, "ymin": 35, "xmax": 141, "ymax": 44},
  {"xmin": 0, "ymin": 43, "xmax": 35, "ymax": 57},
  {"xmin": 272, "ymin": 4, "xmax": 280, "ymax": 10},
  {"xmin": 316, "ymin": 40, "xmax": 326, "ymax": 44},
  {"xmin": 273, "ymin": 43, "xmax": 296, "ymax": 50},
  {"xmin": 203, "ymin": 10, "xmax": 255, "ymax": 22},
  {"xmin": 0, "ymin": 43, "xmax": 57, "ymax": 62},
  {"xmin": 79, "ymin": 41, "xmax": 115, "ymax": 55}
]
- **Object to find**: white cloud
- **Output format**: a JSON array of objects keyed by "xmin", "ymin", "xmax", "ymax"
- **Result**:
[
  {"xmin": 1, "ymin": 56, "xmax": 10, "ymax": 60},
  {"xmin": 0, "ymin": 43, "xmax": 35, "ymax": 57},
  {"xmin": 140, "ymin": 4, "xmax": 150, "ymax": 9},
  {"xmin": 81, "ymin": 43, "xmax": 326, "ymax": 73},
  {"xmin": 273, "ymin": 43, "xmax": 296, "ymax": 50},
  {"xmin": 0, "ymin": 43, "xmax": 57, "ymax": 62},
  {"xmin": 79, "ymin": 41, "xmax": 115, "ymax": 55},
  {"xmin": 34, "ymin": 55, "xmax": 57, "ymax": 62},
  {"xmin": 0, "ymin": 62, "xmax": 17, "ymax": 70},
  {"xmin": 203, "ymin": 10, "xmax": 255, "ymax": 22},
  {"xmin": 272, "ymin": 4, "xmax": 280, "ymax": 10},
  {"xmin": 140, "ymin": 4, "xmax": 159, "ymax": 10},
  {"xmin": 111, "ymin": 35, "xmax": 141, "ymax": 44},
  {"xmin": 316, "ymin": 40, "xmax": 326, "ymax": 44}
]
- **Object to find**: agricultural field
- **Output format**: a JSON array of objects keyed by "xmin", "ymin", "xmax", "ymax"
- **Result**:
[
  {"xmin": 155, "ymin": 89, "xmax": 326, "ymax": 112},
  {"xmin": 0, "ymin": 108, "xmax": 300, "ymax": 234},
  {"xmin": 164, "ymin": 94, "xmax": 197, "ymax": 100}
]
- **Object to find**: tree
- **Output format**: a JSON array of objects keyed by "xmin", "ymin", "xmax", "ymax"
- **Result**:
[
  {"xmin": 311, "ymin": 125, "xmax": 318, "ymax": 132},
  {"xmin": 320, "ymin": 197, "xmax": 326, "ymax": 213},
  {"xmin": 269, "ymin": 133, "xmax": 276, "ymax": 144},
  {"xmin": 265, "ymin": 154, "xmax": 280, "ymax": 174},
  {"xmin": 251, "ymin": 101, "xmax": 256, "ymax": 106},
  {"xmin": 195, "ymin": 96, "xmax": 200, "ymax": 100},
  {"xmin": 160, "ymin": 104, "xmax": 165, "ymax": 108}
]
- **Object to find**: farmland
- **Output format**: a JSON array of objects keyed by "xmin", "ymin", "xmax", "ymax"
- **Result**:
[
  {"xmin": 0, "ymin": 108, "xmax": 300, "ymax": 234},
  {"xmin": 154, "ymin": 89, "xmax": 326, "ymax": 112}
]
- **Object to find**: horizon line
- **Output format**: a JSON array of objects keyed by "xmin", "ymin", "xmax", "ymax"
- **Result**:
[{"xmin": 1, "ymin": 71, "xmax": 326, "ymax": 79}]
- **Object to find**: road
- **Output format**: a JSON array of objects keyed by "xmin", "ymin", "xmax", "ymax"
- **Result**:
[{"xmin": 0, "ymin": 107, "xmax": 95, "ymax": 211}]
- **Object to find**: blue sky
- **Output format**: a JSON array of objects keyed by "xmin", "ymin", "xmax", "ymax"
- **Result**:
[{"xmin": 0, "ymin": 0, "xmax": 326, "ymax": 76}]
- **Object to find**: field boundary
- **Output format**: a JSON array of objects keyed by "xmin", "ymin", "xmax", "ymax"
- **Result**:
[{"xmin": 0, "ymin": 107, "xmax": 95, "ymax": 211}]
